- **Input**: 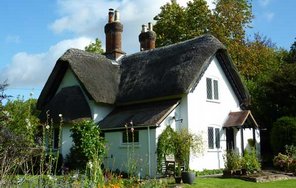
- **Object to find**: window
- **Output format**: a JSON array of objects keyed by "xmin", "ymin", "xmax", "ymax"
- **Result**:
[
  {"xmin": 208, "ymin": 127, "xmax": 220, "ymax": 149},
  {"xmin": 206, "ymin": 78, "xmax": 219, "ymax": 101},
  {"xmin": 53, "ymin": 128, "xmax": 60, "ymax": 149},
  {"xmin": 122, "ymin": 130, "xmax": 139, "ymax": 143}
]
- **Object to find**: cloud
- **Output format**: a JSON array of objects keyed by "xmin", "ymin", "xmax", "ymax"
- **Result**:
[
  {"xmin": 5, "ymin": 35, "xmax": 21, "ymax": 44},
  {"xmin": 50, "ymin": 0, "xmax": 216, "ymax": 54},
  {"xmin": 259, "ymin": 0, "xmax": 271, "ymax": 7},
  {"xmin": 264, "ymin": 12, "xmax": 274, "ymax": 22},
  {"xmin": 0, "ymin": 37, "xmax": 92, "ymax": 88},
  {"xmin": 1, "ymin": 0, "xmax": 217, "ymax": 91}
]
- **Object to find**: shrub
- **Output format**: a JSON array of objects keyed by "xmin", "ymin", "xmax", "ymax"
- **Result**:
[
  {"xmin": 224, "ymin": 150, "xmax": 242, "ymax": 171},
  {"xmin": 270, "ymin": 116, "xmax": 296, "ymax": 154},
  {"xmin": 273, "ymin": 145, "xmax": 296, "ymax": 174},
  {"xmin": 273, "ymin": 153, "xmax": 293, "ymax": 171},
  {"xmin": 65, "ymin": 120, "xmax": 106, "ymax": 170},
  {"xmin": 241, "ymin": 148, "xmax": 261, "ymax": 173}
]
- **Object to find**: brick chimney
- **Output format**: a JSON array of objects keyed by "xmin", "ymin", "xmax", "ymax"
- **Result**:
[
  {"xmin": 139, "ymin": 22, "xmax": 156, "ymax": 51},
  {"xmin": 104, "ymin": 9, "xmax": 125, "ymax": 60}
]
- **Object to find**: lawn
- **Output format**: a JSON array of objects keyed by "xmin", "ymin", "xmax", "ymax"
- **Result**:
[{"xmin": 183, "ymin": 177, "xmax": 296, "ymax": 188}]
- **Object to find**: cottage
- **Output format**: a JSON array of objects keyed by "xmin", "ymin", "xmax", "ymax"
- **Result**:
[{"xmin": 37, "ymin": 9, "xmax": 260, "ymax": 177}]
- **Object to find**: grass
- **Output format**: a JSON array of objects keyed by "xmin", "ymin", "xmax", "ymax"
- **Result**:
[{"xmin": 183, "ymin": 177, "xmax": 296, "ymax": 188}]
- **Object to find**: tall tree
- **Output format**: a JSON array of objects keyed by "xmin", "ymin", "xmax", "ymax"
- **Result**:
[
  {"xmin": 153, "ymin": 0, "xmax": 187, "ymax": 47},
  {"xmin": 153, "ymin": 0, "xmax": 254, "ymax": 74},
  {"xmin": 211, "ymin": 0, "xmax": 253, "ymax": 70}
]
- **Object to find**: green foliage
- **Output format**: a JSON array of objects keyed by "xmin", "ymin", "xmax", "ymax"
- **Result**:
[
  {"xmin": 174, "ymin": 128, "xmax": 204, "ymax": 171},
  {"xmin": 195, "ymin": 169, "xmax": 223, "ymax": 176},
  {"xmin": 241, "ymin": 148, "xmax": 261, "ymax": 173},
  {"xmin": 156, "ymin": 126, "xmax": 177, "ymax": 172},
  {"xmin": 4, "ymin": 97, "xmax": 39, "ymax": 144},
  {"xmin": 224, "ymin": 150, "xmax": 242, "ymax": 170},
  {"xmin": 156, "ymin": 126, "xmax": 203, "ymax": 174},
  {"xmin": 285, "ymin": 38, "xmax": 296, "ymax": 64},
  {"xmin": 270, "ymin": 116, "xmax": 296, "ymax": 154},
  {"xmin": 66, "ymin": 120, "xmax": 106, "ymax": 170},
  {"xmin": 154, "ymin": 0, "xmax": 211, "ymax": 47},
  {"xmin": 85, "ymin": 38, "xmax": 104, "ymax": 54},
  {"xmin": 285, "ymin": 145, "xmax": 296, "ymax": 159}
]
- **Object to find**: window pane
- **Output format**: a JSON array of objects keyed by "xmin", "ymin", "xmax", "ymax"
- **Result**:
[
  {"xmin": 123, "ymin": 130, "xmax": 139, "ymax": 143},
  {"xmin": 53, "ymin": 128, "xmax": 59, "ymax": 149},
  {"xmin": 215, "ymin": 128, "xmax": 220, "ymax": 148},
  {"xmin": 206, "ymin": 78, "xmax": 212, "ymax": 99},
  {"xmin": 213, "ymin": 80, "xmax": 219, "ymax": 100},
  {"xmin": 208, "ymin": 127, "xmax": 214, "ymax": 149}
]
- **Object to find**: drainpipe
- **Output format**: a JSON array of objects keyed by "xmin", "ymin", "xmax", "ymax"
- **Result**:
[{"xmin": 147, "ymin": 126, "xmax": 151, "ymax": 177}]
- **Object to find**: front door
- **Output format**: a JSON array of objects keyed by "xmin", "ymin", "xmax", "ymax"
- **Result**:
[{"xmin": 226, "ymin": 128, "xmax": 234, "ymax": 150}]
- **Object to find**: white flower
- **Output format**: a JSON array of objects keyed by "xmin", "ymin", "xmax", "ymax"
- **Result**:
[
  {"xmin": 59, "ymin": 114, "xmax": 63, "ymax": 117},
  {"xmin": 46, "ymin": 125, "xmax": 50, "ymax": 129},
  {"xmin": 87, "ymin": 161, "xmax": 93, "ymax": 169},
  {"xmin": 3, "ymin": 111, "xmax": 10, "ymax": 117},
  {"xmin": 25, "ymin": 118, "xmax": 31, "ymax": 129}
]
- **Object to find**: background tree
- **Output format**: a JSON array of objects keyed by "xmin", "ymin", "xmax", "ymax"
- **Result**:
[
  {"xmin": 4, "ymin": 97, "xmax": 39, "ymax": 144},
  {"xmin": 270, "ymin": 117, "xmax": 296, "ymax": 154},
  {"xmin": 85, "ymin": 38, "xmax": 104, "ymax": 54},
  {"xmin": 153, "ymin": 0, "xmax": 187, "ymax": 47},
  {"xmin": 285, "ymin": 38, "xmax": 296, "ymax": 64}
]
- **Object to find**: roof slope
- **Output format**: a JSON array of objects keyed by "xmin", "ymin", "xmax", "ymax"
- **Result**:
[
  {"xmin": 37, "ymin": 35, "xmax": 250, "ymax": 110},
  {"xmin": 37, "ymin": 49, "xmax": 120, "ymax": 109},
  {"xmin": 223, "ymin": 110, "xmax": 258, "ymax": 128},
  {"xmin": 117, "ymin": 35, "xmax": 227, "ymax": 103},
  {"xmin": 99, "ymin": 99, "xmax": 179, "ymax": 130}
]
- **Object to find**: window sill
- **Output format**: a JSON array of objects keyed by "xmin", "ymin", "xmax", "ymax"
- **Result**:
[
  {"xmin": 207, "ymin": 148, "xmax": 223, "ymax": 152},
  {"xmin": 206, "ymin": 99, "xmax": 220, "ymax": 104},
  {"xmin": 119, "ymin": 143, "xmax": 141, "ymax": 148}
]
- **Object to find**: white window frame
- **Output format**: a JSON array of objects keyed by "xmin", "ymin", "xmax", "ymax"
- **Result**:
[
  {"xmin": 122, "ymin": 130, "xmax": 139, "ymax": 144},
  {"xmin": 206, "ymin": 77, "xmax": 219, "ymax": 102},
  {"xmin": 208, "ymin": 126, "xmax": 221, "ymax": 150}
]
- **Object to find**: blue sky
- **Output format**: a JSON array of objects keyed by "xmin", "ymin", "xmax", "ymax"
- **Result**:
[{"xmin": 0, "ymin": 0, "xmax": 295, "ymax": 102}]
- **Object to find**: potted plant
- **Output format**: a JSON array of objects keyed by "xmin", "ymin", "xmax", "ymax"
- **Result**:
[
  {"xmin": 174, "ymin": 128, "xmax": 203, "ymax": 184},
  {"xmin": 156, "ymin": 126, "xmax": 203, "ymax": 184}
]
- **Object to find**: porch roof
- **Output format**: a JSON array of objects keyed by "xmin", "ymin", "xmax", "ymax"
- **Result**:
[
  {"xmin": 223, "ymin": 110, "xmax": 258, "ymax": 128},
  {"xmin": 99, "ymin": 99, "xmax": 180, "ymax": 131}
]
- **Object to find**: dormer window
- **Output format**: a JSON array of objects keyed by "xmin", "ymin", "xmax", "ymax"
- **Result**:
[{"xmin": 206, "ymin": 78, "xmax": 219, "ymax": 101}]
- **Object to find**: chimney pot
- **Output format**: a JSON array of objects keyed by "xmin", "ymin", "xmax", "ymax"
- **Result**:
[
  {"xmin": 138, "ymin": 22, "xmax": 156, "ymax": 51},
  {"xmin": 108, "ymin": 8, "xmax": 114, "ymax": 23},
  {"xmin": 141, "ymin": 25, "xmax": 147, "ymax": 33},
  {"xmin": 114, "ymin": 10, "xmax": 120, "ymax": 22},
  {"xmin": 148, "ymin": 22, "xmax": 153, "ymax": 31}
]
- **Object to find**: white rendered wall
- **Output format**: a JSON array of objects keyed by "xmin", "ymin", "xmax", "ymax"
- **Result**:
[
  {"xmin": 61, "ymin": 124, "xmax": 73, "ymax": 158},
  {"xmin": 103, "ymin": 128, "xmax": 157, "ymax": 178},
  {"xmin": 187, "ymin": 56, "xmax": 242, "ymax": 171},
  {"xmin": 55, "ymin": 68, "xmax": 113, "ymax": 156}
]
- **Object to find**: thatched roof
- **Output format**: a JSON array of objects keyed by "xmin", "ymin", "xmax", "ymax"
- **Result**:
[
  {"xmin": 37, "ymin": 49, "xmax": 120, "ymax": 109},
  {"xmin": 39, "ymin": 86, "xmax": 91, "ymax": 123},
  {"xmin": 99, "ymin": 99, "xmax": 179, "ymax": 130},
  {"xmin": 117, "ymin": 35, "xmax": 249, "ymax": 105},
  {"xmin": 37, "ymin": 35, "xmax": 250, "ymax": 113}
]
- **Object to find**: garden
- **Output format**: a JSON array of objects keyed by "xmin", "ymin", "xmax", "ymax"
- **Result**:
[{"xmin": 1, "ymin": 83, "xmax": 296, "ymax": 187}]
